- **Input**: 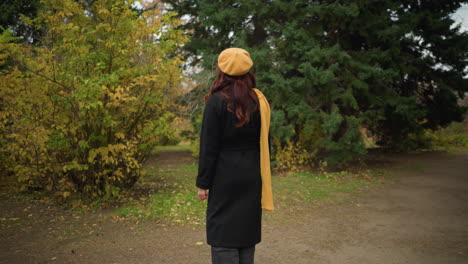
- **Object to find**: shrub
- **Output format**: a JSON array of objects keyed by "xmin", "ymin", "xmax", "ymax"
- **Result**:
[
  {"xmin": 429, "ymin": 122, "xmax": 468, "ymax": 150},
  {"xmin": 0, "ymin": 0, "xmax": 187, "ymax": 201}
]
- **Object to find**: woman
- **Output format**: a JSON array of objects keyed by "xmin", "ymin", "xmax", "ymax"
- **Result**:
[{"xmin": 196, "ymin": 47, "xmax": 274, "ymax": 264}]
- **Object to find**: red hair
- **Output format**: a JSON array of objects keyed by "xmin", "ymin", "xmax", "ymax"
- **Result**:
[{"xmin": 205, "ymin": 67, "xmax": 259, "ymax": 127}]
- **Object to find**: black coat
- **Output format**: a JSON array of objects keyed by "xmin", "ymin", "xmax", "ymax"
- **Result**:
[{"xmin": 196, "ymin": 91, "xmax": 262, "ymax": 248}]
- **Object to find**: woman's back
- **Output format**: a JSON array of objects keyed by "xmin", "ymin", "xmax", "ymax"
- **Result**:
[
  {"xmin": 215, "ymin": 91, "xmax": 261, "ymax": 151},
  {"xmin": 196, "ymin": 47, "xmax": 272, "ymax": 263},
  {"xmin": 197, "ymin": 90, "xmax": 262, "ymax": 248}
]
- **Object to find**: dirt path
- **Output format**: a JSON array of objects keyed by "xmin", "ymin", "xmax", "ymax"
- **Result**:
[
  {"xmin": 258, "ymin": 151, "xmax": 468, "ymax": 264},
  {"xmin": 1, "ymin": 151, "xmax": 467, "ymax": 264}
]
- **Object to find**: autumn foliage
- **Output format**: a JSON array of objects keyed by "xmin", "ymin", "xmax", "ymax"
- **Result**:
[{"xmin": 0, "ymin": 0, "xmax": 187, "ymax": 200}]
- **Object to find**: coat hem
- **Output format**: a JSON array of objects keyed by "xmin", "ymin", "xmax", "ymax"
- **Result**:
[{"xmin": 207, "ymin": 239, "xmax": 261, "ymax": 249}]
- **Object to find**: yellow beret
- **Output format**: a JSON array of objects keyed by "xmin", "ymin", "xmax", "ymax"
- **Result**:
[{"xmin": 218, "ymin": 48, "xmax": 253, "ymax": 76}]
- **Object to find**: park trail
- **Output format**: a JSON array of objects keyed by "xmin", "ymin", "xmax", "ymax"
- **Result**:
[{"xmin": 1, "ymin": 150, "xmax": 467, "ymax": 264}]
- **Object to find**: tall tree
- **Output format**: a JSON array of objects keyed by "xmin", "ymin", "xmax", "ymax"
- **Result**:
[{"xmin": 165, "ymin": 0, "xmax": 468, "ymax": 165}]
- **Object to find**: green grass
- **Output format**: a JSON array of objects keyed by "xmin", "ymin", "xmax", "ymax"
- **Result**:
[
  {"xmin": 114, "ymin": 161, "xmax": 385, "ymax": 225},
  {"xmin": 273, "ymin": 170, "xmax": 384, "ymax": 208},
  {"xmin": 115, "ymin": 163, "xmax": 207, "ymax": 225},
  {"xmin": 430, "ymin": 123, "xmax": 468, "ymax": 151},
  {"xmin": 151, "ymin": 144, "xmax": 192, "ymax": 154}
]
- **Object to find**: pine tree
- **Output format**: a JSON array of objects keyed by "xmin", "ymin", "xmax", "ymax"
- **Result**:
[{"xmin": 165, "ymin": 0, "xmax": 468, "ymax": 165}]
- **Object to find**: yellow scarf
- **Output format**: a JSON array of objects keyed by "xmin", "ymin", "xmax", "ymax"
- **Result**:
[{"xmin": 253, "ymin": 88, "xmax": 274, "ymax": 211}]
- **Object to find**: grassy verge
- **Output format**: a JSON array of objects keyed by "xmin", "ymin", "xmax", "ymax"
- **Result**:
[
  {"xmin": 115, "ymin": 163, "xmax": 207, "ymax": 225},
  {"xmin": 152, "ymin": 144, "xmax": 192, "ymax": 153},
  {"xmin": 273, "ymin": 169, "xmax": 385, "ymax": 208},
  {"xmin": 429, "ymin": 122, "xmax": 468, "ymax": 152},
  {"xmin": 114, "ymin": 162, "xmax": 385, "ymax": 226}
]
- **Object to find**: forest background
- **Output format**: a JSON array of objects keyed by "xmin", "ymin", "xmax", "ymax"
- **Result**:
[{"xmin": 0, "ymin": 0, "xmax": 467, "ymax": 204}]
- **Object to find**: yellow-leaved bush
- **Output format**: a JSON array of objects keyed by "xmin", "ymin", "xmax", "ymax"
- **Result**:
[
  {"xmin": 0, "ymin": 0, "xmax": 188, "ymax": 200},
  {"xmin": 273, "ymin": 138, "xmax": 315, "ymax": 172}
]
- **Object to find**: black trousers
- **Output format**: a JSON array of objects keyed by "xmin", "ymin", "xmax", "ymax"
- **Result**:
[{"xmin": 211, "ymin": 246, "xmax": 255, "ymax": 264}]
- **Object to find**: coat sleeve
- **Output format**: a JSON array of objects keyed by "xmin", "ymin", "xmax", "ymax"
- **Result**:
[{"xmin": 196, "ymin": 94, "xmax": 224, "ymax": 190}]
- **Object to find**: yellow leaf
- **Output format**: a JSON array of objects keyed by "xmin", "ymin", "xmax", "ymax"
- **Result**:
[
  {"xmin": 88, "ymin": 150, "xmax": 97, "ymax": 163},
  {"xmin": 115, "ymin": 132, "xmax": 125, "ymax": 139}
]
